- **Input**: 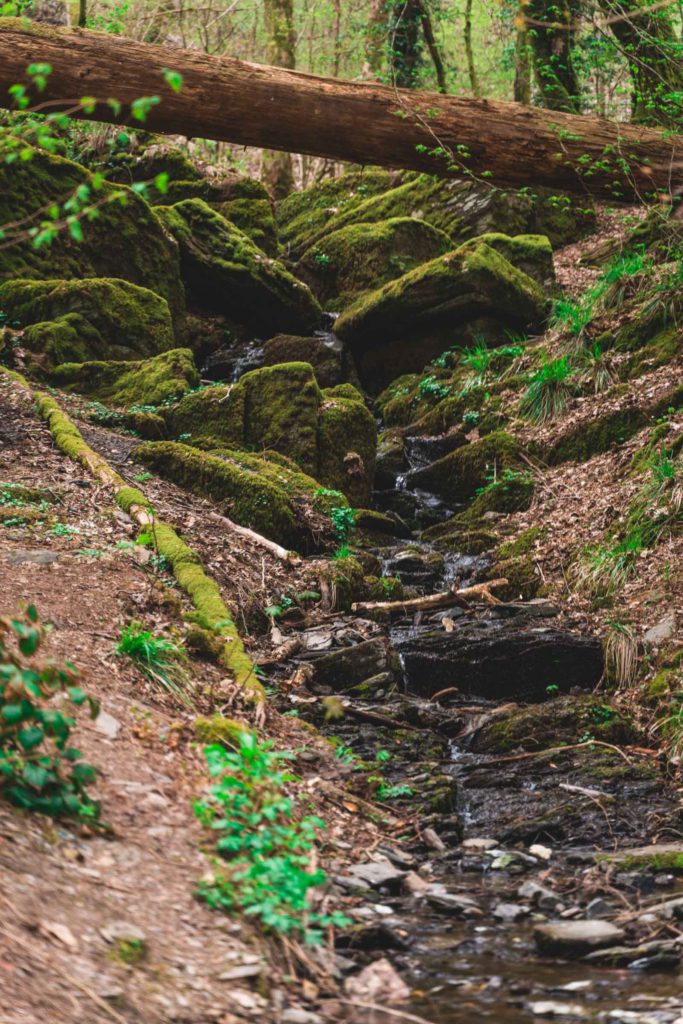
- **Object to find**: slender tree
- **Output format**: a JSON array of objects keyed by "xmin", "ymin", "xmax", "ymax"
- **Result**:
[
  {"xmin": 464, "ymin": 0, "xmax": 481, "ymax": 97},
  {"xmin": 513, "ymin": 1, "xmax": 532, "ymax": 103},
  {"xmin": 261, "ymin": 0, "xmax": 295, "ymax": 199}
]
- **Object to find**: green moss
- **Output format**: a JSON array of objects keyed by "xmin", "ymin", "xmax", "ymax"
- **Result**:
[
  {"xmin": 485, "ymin": 555, "xmax": 541, "ymax": 601},
  {"xmin": 296, "ymin": 217, "xmax": 451, "ymax": 310},
  {"xmin": 162, "ymin": 174, "xmax": 278, "ymax": 254},
  {"xmin": 648, "ymin": 669, "xmax": 676, "ymax": 699},
  {"xmin": 0, "ymin": 278, "xmax": 175, "ymax": 366},
  {"xmin": 498, "ymin": 526, "xmax": 546, "ymax": 557},
  {"xmin": 411, "ymin": 431, "xmax": 522, "ymax": 503},
  {"xmin": 421, "ymin": 519, "xmax": 498, "ymax": 554},
  {"xmin": 262, "ymin": 333, "xmax": 355, "ymax": 388},
  {"xmin": 24, "ymin": 382, "xmax": 260, "ymax": 701},
  {"xmin": 335, "ymin": 240, "xmax": 546, "ymax": 391},
  {"xmin": 473, "ymin": 696, "xmax": 632, "ymax": 753},
  {"xmin": 317, "ymin": 394, "xmax": 377, "ymax": 504},
  {"xmin": 469, "ymin": 232, "xmax": 554, "ymax": 286},
  {"xmin": 134, "ymin": 441, "xmax": 326, "ymax": 551},
  {"xmin": 277, "ymin": 169, "xmax": 394, "ymax": 252},
  {"xmin": 194, "ymin": 715, "xmax": 253, "ymax": 747},
  {"xmin": 52, "ymin": 348, "xmax": 199, "ymax": 407},
  {"xmin": 156, "ymin": 199, "xmax": 320, "ymax": 334},
  {"xmin": 0, "ymin": 143, "xmax": 186, "ymax": 332},
  {"xmin": 607, "ymin": 850, "xmax": 683, "ymax": 874}
]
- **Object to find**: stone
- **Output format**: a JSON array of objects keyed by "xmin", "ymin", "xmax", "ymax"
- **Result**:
[
  {"xmin": 5, "ymin": 549, "xmax": 59, "ymax": 565},
  {"xmin": 461, "ymin": 838, "xmax": 498, "ymax": 852},
  {"xmin": 530, "ymin": 843, "xmax": 553, "ymax": 861},
  {"xmin": 310, "ymin": 638, "xmax": 395, "ymax": 690},
  {"xmin": 101, "ymin": 921, "xmax": 146, "ymax": 944},
  {"xmin": 585, "ymin": 897, "xmax": 615, "ymax": 919},
  {"xmin": 643, "ymin": 614, "xmax": 676, "ymax": 646},
  {"xmin": 282, "ymin": 1010, "xmax": 323, "ymax": 1024},
  {"xmin": 528, "ymin": 1002, "xmax": 587, "ymax": 1018},
  {"xmin": 95, "ymin": 711, "xmax": 121, "ymax": 740},
  {"xmin": 518, "ymin": 881, "xmax": 561, "ymax": 911},
  {"xmin": 493, "ymin": 902, "xmax": 527, "ymax": 922},
  {"xmin": 534, "ymin": 920, "xmax": 625, "ymax": 958},
  {"xmin": 344, "ymin": 860, "xmax": 407, "ymax": 891},
  {"xmin": 344, "ymin": 957, "xmax": 410, "ymax": 1002}
]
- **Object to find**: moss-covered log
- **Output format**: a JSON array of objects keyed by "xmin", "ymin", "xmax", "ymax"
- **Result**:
[{"xmin": 0, "ymin": 19, "xmax": 681, "ymax": 201}]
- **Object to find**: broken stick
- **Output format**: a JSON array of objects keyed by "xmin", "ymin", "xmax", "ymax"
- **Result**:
[{"xmin": 351, "ymin": 578, "xmax": 508, "ymax": 615}]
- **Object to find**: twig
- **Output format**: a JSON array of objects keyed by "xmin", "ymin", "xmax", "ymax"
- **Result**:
[
  {"xmin": 467, "ymin": 740, "xmax": 635, "ymax": 767},
  {"xmin": 333, "ymin": 999, "xmax": 439, "ymax": 1024},
  {"xmin": 351, "ymin": 578, "xmax": 508, "ymax": 615}
]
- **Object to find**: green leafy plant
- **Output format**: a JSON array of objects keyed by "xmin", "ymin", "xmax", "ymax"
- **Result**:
[
  {"xmin": 115, "ymin": 620, "xmax": 192, "ymax": 705},
  {"xmin": 194, "ymin": 736, "xmax": 349, "ymax": 943},
  {"xmin": 519, "ymin": 355, "xmax": 575, "ymax": 423},
  {"xmin": 330, "ymin": 505, "xmax": 356, "ymax": 542},
  {"xmin": 0, "ymin": 605, "xmax": 100, "ymax": 818},
  {"xmin": 417, "ymin": 375, "xmax": 450, "ymax": 402}
]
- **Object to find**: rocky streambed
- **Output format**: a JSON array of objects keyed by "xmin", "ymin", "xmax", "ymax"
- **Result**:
[{"xmin": 270, "ymin": 434, "xmax": 683, "ymax": 1024}]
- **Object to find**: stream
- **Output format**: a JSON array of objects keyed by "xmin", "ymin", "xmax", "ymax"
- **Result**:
[{"xmin": 216, "ymin": 347, "xmax": 683, "ymax": 1023}]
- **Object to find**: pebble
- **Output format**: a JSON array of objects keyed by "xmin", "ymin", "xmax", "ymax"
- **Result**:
[
  {"xmin": 518, "ymin": 880, "xmax": 562, "ymax": 911},
  {"xmin": 492, "ymin": 902, "xmax": 527, "ymax": 922},
  {"xmin": 586, "ymin": 897, "xmax": 615, "ymax": 918},
  {"xmin": 95, "ymin": 711, "xmax": 121, "ymax": 739},
  {"xmin": 461, "ymin": 837, "xmax": 497, "ymax": 852},
  {"xmin": 282, "ymin": 1011, "xmax": 323, "ymax": 1024},
  {"xmin": 528, "ymin": 1001, "xmax": 587, "ymax": 1018},
  {"xmin": 343, "ymin": 860, "xmax": 406, "ymax": 890}
]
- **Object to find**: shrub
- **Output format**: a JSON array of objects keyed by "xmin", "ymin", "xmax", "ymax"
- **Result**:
[
  {"xmin": 194, "ymin": 735, "xmax": 349, "ymax": 943},
  {"xmin": 0, "ymin": 605, "xmax": 99, "ymax": 819}
]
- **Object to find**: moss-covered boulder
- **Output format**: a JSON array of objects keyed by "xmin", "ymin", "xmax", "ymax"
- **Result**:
[
  {"xmin": 336, "ymin": 242, "xmax": 546, "ymax": 391},
  {"xmin": 134, "ymin": 441, "xmax": 335, "ymax": 551},
  {"xmin": 277, "ymin": 169, "xmax": 396, "ymax": 253},
  {"xmin": 51, "ymin": 348, "xmax": 199, "ymax": 407},
  {"xmin": 283, "ymin": 173, "xmax": 595, "ymax": 258},
  {"xmin": 156, "ymin": 199, "xmax": 320, "ymax": 335},
  {"xmin": 262, "ymin": 333, "xmax": 359, "ymax": 388},
  {"xmin": 408, "ymin": 431, "xmax": 522, "ymax": 503},
  {"xmin": 470, "ymin": 696, "xmax": 633, "ymax": 753},
  {"xmin": 163, "ymin": 177, "xmax": 277, "ymax": 256},
  {"xmin": 0, "ymin": 278, "xmax": 175, "ymax": 366},
  {"xmin": 470, "ymin": 233, "xmax": 554, "ymax": 288},
  {"xmin": 0, "ymin": 145, "xmax": 186, "ymax": 331},
  {"xmin": 168, "ymin": 362, "xmax": 376, "ymax": 501},
  {"xmin": 318, "ymin": 388, "xmax": 377, "ymax": 505},
  {"xmin": 296, "ymin": 217, "xmax": 451, "ymax": 310}
]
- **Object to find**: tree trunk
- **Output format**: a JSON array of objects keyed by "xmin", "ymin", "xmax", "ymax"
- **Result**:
[
  {"xmin": 388, "ymin": 0, "xmax": 423, "ymax": 88},
  {"xmin": 513, "ymin": 4, "xmax": 532, "ymax": 104},
  {"xmin": 464, "ymin": 0, "xmax": 481, "ymax": 97},
  {"xmin": 261, "ymin": 0, "xmax": 295, "ymax": 199},
  {"xmin": 0, "ymin": 19, "xmax": 681, "ymax": 201},
  {"xmin": 417, "ymin": 0, "xmax": 447, "ymax": 93},
  {"xmin": 526, "ymin": 0, "xmax": 582, "ymax": 112},
  {"xmin": 598, "ymin": 0, "xmax": 683, "ymax": 128}
]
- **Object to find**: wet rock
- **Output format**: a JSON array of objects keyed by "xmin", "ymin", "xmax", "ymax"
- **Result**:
[
  {"xmin": 586, "ymin": 897, "xmax": 615, "ymax": 919},
  {"xmin": 584, "ymin": 939, "xmax": 681, "ymax": 969},
  {"xmin": 462, "ymin": 838, "xmax": 498, "ymax": 852},
  {"xmin": 598, "ymin": 843, "xmax": 683, "ymax": 875},
  {"xmin": 517, "ymin": 881, "xmax": 562, "ymax": 912},
  {"xmin": 397, "ymin": 623, "xmax": 603, "ymax": 701},
  {"xmin": 424, "ymin": 885, "xmax": 482, "ymax": 915},
  {"xmin": 263, "ymin": 332, "xmax": 358, "ymax": 388},
  {"xmin": 534, "ymin": 920, "xmax": 625, "ymax": 958},
  {"xmin": 308, "ymin": 637, "xmax": 396, "ymax": 690},
  {"xmin": 343, "ymin": 860, "xmax": 407, "ymax": 891},
  {"xmin": 492, "ymin": 902, "xmax": 528, "ymax": 922}
]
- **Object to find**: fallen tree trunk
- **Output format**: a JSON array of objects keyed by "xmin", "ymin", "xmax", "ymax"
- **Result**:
[{"xmin": 0, "ymin": 19, "xmax": 681, "ymax": 201}]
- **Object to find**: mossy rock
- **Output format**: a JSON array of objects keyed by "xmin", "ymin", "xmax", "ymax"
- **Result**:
[
  {"xmin": 0, "ymin": 278, "xmax": 175, "ymax": 366},
  {"xmin": 408, "ymin": 431, "xmax": 522, "ymax": 503},
  {"xmin": 470, "ymin": 695, "xmax": 634, "ymax": 753},
  {"xmin": 263, "ymin": 333, "xmax": 359, "ymax": 389},
  {"xmin": 51, "ymin": 348, "xmax": 199, "ymax": 407},
  {"xmin": 162, "ymin": 174, "xmax": 277, "ymax": 255},
  {"xmin": 134, "ymin": 440, "xmax": 334, "ymax": 551},
  {"xmin": 296, "ymin": 217, "xmax": 452, "ymax": 310},
  {"xmin": 168, "ymin": 362, "xmax": 376, "ymax": 501},
  {"xmin": 498, "ymin": 526, "xmax": 546, "ymax": 558},
  {"xmin": 0, "ymin": 144, "xmax": 186, "ymax": 331},
  {"xmin": 485, "ymin": 555, "xmax": 542, "ymax": 601},
  {"xmin": 285, "ymin": 173, "xmax": 595, "ymax": 257},
  {"xmin": 421, "ymin": 518, "xmax": 498, "ymax": 554},
  {"xmin": 156, "ymin": 199, "xmax": 320, "ymax": 335},
  {"xmin": 277, "ymin": 169, "xmax": 396, "ymax": 252},
  {"xmin": 469, "ymin": 233, "xmax": 554, "ymax": 288},
  {"xmin": 335, "ymin": 241, "xmax": 546, "ymax": 392},
  {"xmin": 194, "ymin": 715, "xmax": 253, "ymax": 747},
  {"xmin": 318, "ymin": 391, "xmax": 377, "ymax": 505},
  {"xmin": 87, "ymin": 134, "xmax": 202, "ymax": 192}
]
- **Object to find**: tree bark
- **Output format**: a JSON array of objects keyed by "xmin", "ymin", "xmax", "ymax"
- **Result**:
[
  {"xmin": 464, "ymin": 0, "xmax": 481, "ymax": 97},
  {"xmin": 527, "ymin": 0, "xmax": 582, "ymax": 112},
  {"xmin": 417, "ymin": 0, "xmax": 447, "ymax": 94},
  {"xmin": 513, "ymin": 4, "xmax": 532, "ymax": 105},
  {"xmin": 261, "ymin": 0, "xmax": 295, "ymax": 199},
  {"xmin": 597, "ymin": 0, "xmax": 683, "ymax": 129},
  {"xmin": 0, "ymin": 19, "xmax": 681, "ymax": 201}
]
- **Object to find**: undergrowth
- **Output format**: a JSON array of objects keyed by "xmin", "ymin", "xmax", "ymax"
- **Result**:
[
  {"xmin": 195, "ymin": 734, "xmax": 349, "ymax": 944},
  {"xmin": 115, "ymin": 620, "xmax": 193, "ymax": 705},
  {"xmin": 0, "ymin": 605, "xmax": 100, "ymax": 819}
]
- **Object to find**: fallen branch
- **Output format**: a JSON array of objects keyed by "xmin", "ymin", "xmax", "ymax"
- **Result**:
[
  {"xmin": 351, "ymin": 579, "xmax": 508, "ymax": 615},
  {"xmin": 207, "ymin": 510, "xmax": 301, "ymax": 564},
  {"xmin": 465, "ymin": 739, "xmax": 634, "ymax": 767}
]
